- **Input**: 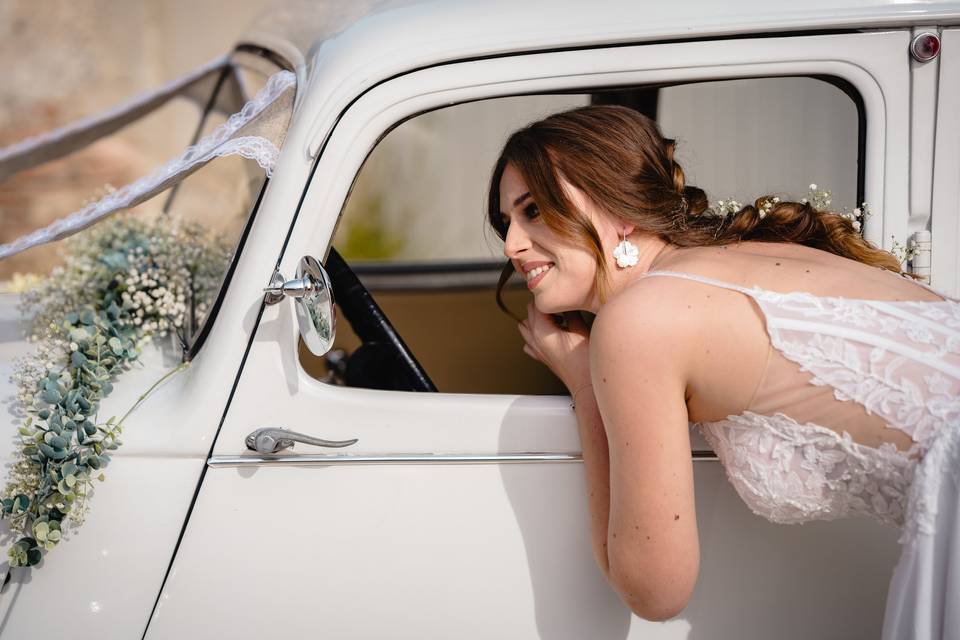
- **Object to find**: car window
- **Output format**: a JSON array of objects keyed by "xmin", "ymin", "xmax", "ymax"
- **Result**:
[
  {"xmin": 172, "ymin": 53, "xmax": 284, "ymax": 355},
  {"xmin": 304, "ymin": 76, "xmax": 860, "ymax": 394}
]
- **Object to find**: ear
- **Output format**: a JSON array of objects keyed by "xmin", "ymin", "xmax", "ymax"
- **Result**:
[{"xmin": 621, "ymin": 223, "xmax": 636, "ymax": 237}]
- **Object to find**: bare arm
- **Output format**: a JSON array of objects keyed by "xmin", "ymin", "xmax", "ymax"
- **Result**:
[
  {"xmin": 516, "ymin": 299, "xmax": 698, "ymax": 620},
  {"xmin": 579, "ymin": 284, "xmax": 701, "ymax": 621},
  {"xmin": 568, "ymin": 382, "xmax": 614, "ymax": 577}
]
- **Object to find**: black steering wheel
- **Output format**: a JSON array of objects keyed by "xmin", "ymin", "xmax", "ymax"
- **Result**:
[{"xmin": 324, "ymin": 247, "xmax": 437, "ymax": 392}]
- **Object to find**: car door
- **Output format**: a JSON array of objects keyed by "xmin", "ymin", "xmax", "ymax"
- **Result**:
[
  {"xmin": 932, "ymin": 28, "xmax": 960, "ymax": 297},
  {"xmin": 145, "ymin": 31, "xmax": 917, "ymax": 639}
]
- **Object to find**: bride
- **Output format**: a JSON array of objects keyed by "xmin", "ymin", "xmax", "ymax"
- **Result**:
[{"xmin": 488, "ymin": 104, "xmax": 959, "ymax": 638}]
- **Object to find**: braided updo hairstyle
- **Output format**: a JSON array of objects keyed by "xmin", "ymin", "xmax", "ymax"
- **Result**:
[{"xmin": 487, "ymin": 104, "xmax": 902, "ymax": 314}]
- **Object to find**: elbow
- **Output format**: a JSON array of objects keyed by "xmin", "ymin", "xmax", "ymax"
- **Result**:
[{"xmin": 606, "ymin": 555, "xmax": 697, "ymax": 622}]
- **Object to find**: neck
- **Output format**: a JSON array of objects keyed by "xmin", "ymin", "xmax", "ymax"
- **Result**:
[{"xmin": 584, "ymin": 236, "xmax": 680, "ymax": 314}]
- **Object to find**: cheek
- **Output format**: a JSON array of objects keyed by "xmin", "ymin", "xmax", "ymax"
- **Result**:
[{"xmin": 537, "ymin": 255, "xmax": 597, "ymax": 313}]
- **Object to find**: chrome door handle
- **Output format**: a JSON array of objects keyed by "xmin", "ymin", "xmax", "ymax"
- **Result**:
[{"xmin": 245, "ymin": 427, "xmax": 358, "ymax": 454}]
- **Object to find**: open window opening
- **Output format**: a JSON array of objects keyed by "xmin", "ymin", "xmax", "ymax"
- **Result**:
[{"xmin": 302, "ymin": 76, "xmax": 862, "ymax": 395}]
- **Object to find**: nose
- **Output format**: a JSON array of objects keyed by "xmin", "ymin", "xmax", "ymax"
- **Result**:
[{"xmin": 502, "ymin": 217, "xmax": 531, "ymax": 260}]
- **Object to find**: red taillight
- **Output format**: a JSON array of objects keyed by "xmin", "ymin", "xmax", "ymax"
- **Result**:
[{"xmin": 911, "ymin": 32, "xmax": 941, "ymax": 63}]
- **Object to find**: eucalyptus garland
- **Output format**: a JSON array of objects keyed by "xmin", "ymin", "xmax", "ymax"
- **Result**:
[{"xmin": 1, "ymin": 212, "xmax": 231, "ymax": 569}]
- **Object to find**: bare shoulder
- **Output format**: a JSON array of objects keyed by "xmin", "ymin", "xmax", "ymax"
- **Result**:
[{"xmin": 591, "ymin": 274, "xmax": 708, "ymax": 372}]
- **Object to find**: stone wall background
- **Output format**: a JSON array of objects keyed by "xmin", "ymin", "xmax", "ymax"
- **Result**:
[{"xmin": 0, "ymin": 0, "xmax": 271, "ymax": 280}]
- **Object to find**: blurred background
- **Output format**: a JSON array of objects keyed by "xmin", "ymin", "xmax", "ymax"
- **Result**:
[{"xmin": 0, "ymin": 0, "xmax": 272, "ymax": 281}]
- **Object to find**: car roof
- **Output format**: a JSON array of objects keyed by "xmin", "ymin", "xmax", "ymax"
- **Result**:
[
  {"xmin": 238, "ymin": 0, "xmax": 960, "ymax": 155},
  {"xmin": 241, "ymin": 0, "xmax": 960, "ymax": 77}
]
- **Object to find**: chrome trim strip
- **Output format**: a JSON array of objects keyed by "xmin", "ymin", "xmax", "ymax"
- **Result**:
[{"xmin": 207, "ymin": 450, "xmax": 718, "ymax": 467}]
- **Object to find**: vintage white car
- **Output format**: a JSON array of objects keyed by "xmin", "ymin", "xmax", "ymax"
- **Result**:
[{"xmin": 1, "ymin": 0, "xmax": 958, "ymax": 638}]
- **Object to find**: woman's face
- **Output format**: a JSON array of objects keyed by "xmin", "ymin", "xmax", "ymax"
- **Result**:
[{"xmin": 498, "ymin": 161, "xmax": 609, "ymax": 314}]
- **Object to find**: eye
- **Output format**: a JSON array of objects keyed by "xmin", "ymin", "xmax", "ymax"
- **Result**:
[
  {"xmin": 523, "ymin": 203, "xmax": 540, "ymax": 220},
  {"xmin": 495, "ymin": 215, "xmax": 510, "ymax": 236}
]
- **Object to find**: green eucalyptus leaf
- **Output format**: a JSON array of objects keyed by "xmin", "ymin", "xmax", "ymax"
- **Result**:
[
  {"xmin": 71, "ymin": 351, "xmax": 87, "ymax": 368},
  {"xmin": 38, "ymin": 443, "xmax": 56, "ymax": 458},
  {"xmin": 50, "ymin": 435, "xmax": 67, "ymax": 450},
  {"xmin": 38, "ymin": 409, "xmax": 50, "ymax": 420},
  {"xmin": 33, "ymin": 521, "xmax": 49, "ymax": 541},
  {"xmin": 26, "ymin": 548, "xmax": 42, "ymax": 566},
  {"xmin": 41, "ymin": 388, "xmax": 61, "ymax": 405},
  {"xmin": 80, "ymin": 309, "xmax": 95, "ymax": 325},
  {"xmin": 65, "ymin": 312, "xmax": 79, "ymax": 325}
]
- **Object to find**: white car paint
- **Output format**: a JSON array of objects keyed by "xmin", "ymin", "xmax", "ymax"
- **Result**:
[
  {"xmin": 150, "ymin": 29, "xmax": 925, "ymax": 640},
  {"xmin": 0, "ymin": 1, "xmax": 957, "ymax": 638}
]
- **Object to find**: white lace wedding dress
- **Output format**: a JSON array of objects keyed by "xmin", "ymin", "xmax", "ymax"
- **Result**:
[{"xmin": 639, "ymin": 269, "xmax": 960, "ymax": 639}]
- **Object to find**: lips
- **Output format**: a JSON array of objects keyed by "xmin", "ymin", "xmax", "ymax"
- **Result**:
[{"xmin": 525, "ymin": 263, "xmax": 554, "ymax": 290}]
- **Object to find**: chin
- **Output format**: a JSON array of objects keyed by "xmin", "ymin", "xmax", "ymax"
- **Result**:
[{"xmin": 533, "ymin": 295, "xmax": 575, "ymax": 315}]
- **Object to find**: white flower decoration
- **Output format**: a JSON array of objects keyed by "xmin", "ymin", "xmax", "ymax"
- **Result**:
[{"xmin": 613, "ymin": 239, "xmax": 639, "ymax": 268}]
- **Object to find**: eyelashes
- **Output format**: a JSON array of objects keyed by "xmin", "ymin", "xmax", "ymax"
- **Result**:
[{"xmin": 494, "ymin": 203, "xmax": 540, "ymax": 237}]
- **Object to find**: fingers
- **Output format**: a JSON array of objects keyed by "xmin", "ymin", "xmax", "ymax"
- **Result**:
[{"xmin": 522, "ymin": 343, "xmax": 541, "ymax": 362}]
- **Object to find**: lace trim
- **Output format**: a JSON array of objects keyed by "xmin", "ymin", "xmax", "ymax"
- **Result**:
[
  {"xmin": 742, "ymin": 288, "xmax": 960, "ymax": 447},
  {"xmin": 698, "ymin": 411, "xmax": 916, "ymax": 529},
  {"xmin": 209, "ymin": 136, "xmax": 281, "ymax": 177},
  {"xmin": 0, "ymin": 69, "xmax": 295, "ymax": 260}
]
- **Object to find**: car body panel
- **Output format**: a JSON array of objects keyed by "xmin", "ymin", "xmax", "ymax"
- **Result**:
[
  {"xmin": 1, "ymin": 2, "xmax": 956, "ymax": 637},
  {"xmin": 146, "ymin": 30, "xmax": 919, "ymax": 639}
]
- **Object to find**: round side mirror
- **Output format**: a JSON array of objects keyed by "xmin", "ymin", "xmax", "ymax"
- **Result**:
[{"xmin": 294, "ymin": 256, "xmax": 337, "ymax": 356}]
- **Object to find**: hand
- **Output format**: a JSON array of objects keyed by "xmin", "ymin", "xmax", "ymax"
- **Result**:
[{"xmin": 517, "ymin": 301, "xmax": 591, "ymax": 390}]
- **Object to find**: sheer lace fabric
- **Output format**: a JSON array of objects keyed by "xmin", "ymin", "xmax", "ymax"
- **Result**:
[
  {"xmin": 696, "ymin": 410, "xmax": 917, "ymax": 529},
  {"xmin": 0, "ymin": 66, "xmax": 296, "ymax": 261},
  {"xmin": 639, "ymin": 270, "xmax": 960, "ymax": 547}
]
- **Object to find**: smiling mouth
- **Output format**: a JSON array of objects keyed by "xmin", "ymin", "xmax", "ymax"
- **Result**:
[{"xmin": 526, "ymin": 263, "xmax": 554, "ymax": 289}]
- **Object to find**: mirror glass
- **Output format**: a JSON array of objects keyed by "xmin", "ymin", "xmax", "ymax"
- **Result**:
[{"xmin": 294, "ymin": 255, "xmax": 337, "ymax": 356}]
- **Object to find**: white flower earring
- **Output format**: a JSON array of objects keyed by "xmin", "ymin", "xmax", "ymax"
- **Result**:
[{"xmin": 613, "ymin": 230, "xmax": 639, "ymax": 268}]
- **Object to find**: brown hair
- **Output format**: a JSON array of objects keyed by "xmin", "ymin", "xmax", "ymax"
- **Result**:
[{"xmin": 487, "ymin": 104, "xmax": 904, "ymax": 317}]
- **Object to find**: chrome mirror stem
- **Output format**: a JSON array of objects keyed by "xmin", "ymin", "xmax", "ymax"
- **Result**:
[{"xmin": 261, "ymin": 257, "xmax": 337, "ymax": 357}]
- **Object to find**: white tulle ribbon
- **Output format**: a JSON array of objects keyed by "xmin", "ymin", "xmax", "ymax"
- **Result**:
[{"xmin": 0, "ymin": 67, "xmax": 296, "ymax": 261}]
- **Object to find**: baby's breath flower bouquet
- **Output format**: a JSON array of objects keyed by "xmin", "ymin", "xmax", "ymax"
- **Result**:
[{"xmin": 1, "ymin": 212, "xmax": 231, "ymax": 571}]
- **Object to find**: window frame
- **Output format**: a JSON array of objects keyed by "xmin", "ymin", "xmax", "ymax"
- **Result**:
[
  {"xmin": 182, "ymin": 49, "xmax": 293, "ymax": 359},
  {"xmin": 285, "ymin": 30, "xmax": 911, "ymax": 397}
]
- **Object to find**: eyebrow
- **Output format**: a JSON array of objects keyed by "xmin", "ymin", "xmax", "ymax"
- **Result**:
[{"xmin": 499, "ymin": 191, "xmax": 531, "ymax": 218}]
